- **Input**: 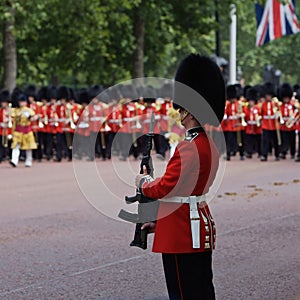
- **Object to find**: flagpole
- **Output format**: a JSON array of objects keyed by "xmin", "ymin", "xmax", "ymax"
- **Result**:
[{"xmin": 229, "ymin": 3, "xmax": 237, "ymax": 84}]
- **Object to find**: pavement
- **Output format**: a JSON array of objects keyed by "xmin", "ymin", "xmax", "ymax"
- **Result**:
[{"xmin": 0, "ymin": 153, "xmax": 299, "ymax": 300}]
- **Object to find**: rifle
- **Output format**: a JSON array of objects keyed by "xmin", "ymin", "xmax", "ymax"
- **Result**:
[{"xmin": 118, "ymin": 111, "xmax": 158, "ymax": 250}]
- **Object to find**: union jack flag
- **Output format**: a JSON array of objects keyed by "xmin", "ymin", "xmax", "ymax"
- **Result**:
[{"xmin": 255, "ymin": 0, "xmax": 300, "ymax": 46}]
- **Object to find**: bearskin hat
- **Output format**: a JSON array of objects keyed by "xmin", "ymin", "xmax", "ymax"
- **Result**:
[
  {"xmin": 263, "ymin": 82, "xmax": 276, "ymax": 97},
  {"xmin": 78, "ymin": 88, "xmax": 90, "ymax": 104},
  {"xmin": 0, "ymin": 90, "xmax": 11, "ymax": 103},
  {"xmin": 24, "ymin": 84, "xmax": 37, "ymax": 99},
  {"xmin": 89, "ymin": 85, "xmax": 103, "ymax": 100},
  {"xmin": 226, "ymin": 85, "xmax": 238, "ymax": 100},
  {"xmin": 174, "ymin": 54, "xmax": 226, "ymax": 126},
  {"xmin": 279, "ymin": 83, "xmax": 293, "ymax": 99},
  {"xmin": 47, "ymin": 86, "xmax": 57, "ymax": 101},
  {"xmin": 56, "ymin": 86, "xmax": 70, "ymax": 100},
  {"xmin": 245, "ymin": 87, "xmax": 259, "ymax": 102},
  {"xmin": 11, "ymin": 87, "xmax": 22, "ymax": 107},
  {"xmin": 37, "ymin": 86, "xmax": 48, "ymax": 101},
  {"xmin": 159, "ymin": 82, "xmax": 173, "ymax": 99},
  {"xmin": 68, "ymin": 88, "xmax": 77, "ymax": 102},
  {"xmin": 18, "ymin": 94, "xmax": 28, "ymax": 102}
]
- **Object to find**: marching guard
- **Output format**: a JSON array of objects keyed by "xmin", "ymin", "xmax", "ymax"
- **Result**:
[
  {"xmin": 10, "ymin": 94, "xmax": 37, "ymax": 167},
  {"xmin": 0, "ymin": 90, "xmax": 13, "ymax": 162},
  {"xmin": 278, "ymin": 83, "xmax": 296, "ymax": 159},
  {"xmin": 260, "ymin": 82, "xmax": 281, "ymax": 161},
  {"xmin": 244, "ymin": 87, "xmax": 262, "ymax": 158}
]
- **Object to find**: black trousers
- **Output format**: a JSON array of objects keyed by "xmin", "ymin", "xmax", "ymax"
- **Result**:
[
  {"xmin": 262, "ymin": 129, "xmax": 279, "ymax": 158},
  {"xmin": 162, "ymin": 252, "xmax": 215, "ymax": 300},
  {"xmin": 244, "ymin": 133, "xmax": 261, "ymax": 156},
  {"xmin": 280, "ymin": 130, "xmax": 296, "ymax": 157}
]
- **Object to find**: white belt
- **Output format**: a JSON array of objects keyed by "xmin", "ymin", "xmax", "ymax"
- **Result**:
[
  {"xmin": 263, "ymin": 115, "xmax": 276, "ymax": 119},
  {"xmin": 160, "ymin": 195, "xmax": 206, "ymax": 249},
  {"xmin": 247, "ymin": 121, "xmax": 257, "ymax": 125},
  {"xmin": 90, "ymin": 117, "xmax": 105, "ymax": 121}
]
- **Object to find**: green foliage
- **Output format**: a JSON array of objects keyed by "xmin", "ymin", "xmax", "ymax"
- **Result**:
[{"xmin": 1, "ymin": 0, "xmax": 300, "ymax": 89}]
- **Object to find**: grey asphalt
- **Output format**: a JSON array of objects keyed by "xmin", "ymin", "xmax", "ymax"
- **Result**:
[{"xmin": 0, "ymin": 154, "xmax": 299, "ymax": 300}]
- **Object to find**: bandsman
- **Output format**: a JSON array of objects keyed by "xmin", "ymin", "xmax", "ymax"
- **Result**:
[
  {"xmin": 260, "ymin": 82, "xmax": 281, "ymax": 161},
  {"xmin": 278, "ymin": 83, "xmax": 296, "ymax": 159},
  {"xmin": 10, "ymin": 94, "xmax": 37, "ymax": 167},
  {"xmin": 244, "ymin": 87, "xmax": 262, "ymax": 158},
  {"xmin": 0, "ymin": 90, "xmax": 13, "ymax": 162}
]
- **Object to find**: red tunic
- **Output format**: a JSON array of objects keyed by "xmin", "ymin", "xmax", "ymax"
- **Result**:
[
  {"xmin": 261, "ymin": 101, "xmax": 279, "ymax": 130},
  {"xmin": 280, "ymin": 102, "xmax": 295, "ymax": 131},
  {"xmin": 141, "ymin": 130, "xmax": 219, "ymax": 253},
  {"xmin": 244, "ymin": 105, "xmax": 262, "ymax": 135},
  {"xmin": 107, "ymin": 104, "xmax": 122, "ymax": 133}
]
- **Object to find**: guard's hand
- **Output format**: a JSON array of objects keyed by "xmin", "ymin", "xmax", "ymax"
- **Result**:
[
  {"xmin": 135, "ymin": 166, "xmax": 148, "ymax": 188},
  {"xmin": 141, "ymin": 222, "xmax": 156, "ymax": 234}
]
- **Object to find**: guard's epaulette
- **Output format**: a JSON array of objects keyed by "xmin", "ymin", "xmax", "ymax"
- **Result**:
[{"xmin": 184, "ymin": 126, "xmax": 205, "ymax": 142}]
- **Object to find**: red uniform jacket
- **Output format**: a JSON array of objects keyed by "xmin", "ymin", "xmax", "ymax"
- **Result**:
[
  {"xmin": 261, "ymin": 100, "xmax": 280, "ymax": 130},
  {"xmin": 224, "ymin": 101, "xmax": 245, "ymax": 132},
  {"xmin": 107, "ymin": 104, "xmax": 122, "ymax": 133},
  {"xmin": 141, "ymin": 128, "xmax": 218, "ymax": 253},
  {"xmin": 280, "ymin": 102, "xmax": 295, "ymax": 131},
  {"xmin": 0, "ymin": 107, "xmax": 13, "ymax": 137},
  {"xmin": 245, "ymin": 105, "xmax": 262, "ymax": 135}
]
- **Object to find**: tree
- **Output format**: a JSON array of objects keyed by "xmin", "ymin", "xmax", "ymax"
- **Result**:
[{"xmin": 1, "ymin": 1, "xmax": 17, "ymax": 92}]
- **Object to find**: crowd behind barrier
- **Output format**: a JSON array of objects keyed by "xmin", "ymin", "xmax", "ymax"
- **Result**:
[{"xmin": 0, "ymin": 82, "xmax": 299, "ymax": 167}]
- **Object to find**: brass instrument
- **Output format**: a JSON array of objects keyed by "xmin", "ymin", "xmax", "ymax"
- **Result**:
[
  {"xmin": 37, "ymin": 102, "xmax": 44, "ymax": 129},
  {"xmin": 272, "ymin": 97, "xmax": 283, "ymax": 146},
  {"xmin": 255, "ymin": 114, "xmax": 262, "ymax": 127},
  {"xmin": 66, "ymin": 103, "xmax": 76, "ymax": 130},
  {"xmin": 285, "ymin": 99, "xmax": 300, "ymax": 128},
  {"xmin": 236, "ymin": 101, "xmax": 246, "ymax": 147}
]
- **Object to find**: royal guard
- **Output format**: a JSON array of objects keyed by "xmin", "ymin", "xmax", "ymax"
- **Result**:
[
  {"xmin": 224, "ymin": 85, "xmax": 246, "ymax": 161},
  {"xmin": 43, "ymin": 86, "xmax": 58, "ymax": 161},
  {"xmin": 0, "ymin": 90, "xmax": 13, "ymax": 162},
  {"xmin": 260, "ymin": 82, "xmax": 281, "ymax": 161},
  {"xmin": 88, "ymin": 85, "xmax": 109, "ymax": 161},
  {"xmin": 140, "ymin": 87, "xmax": 167, "ymax": 160},
  {"xmin": 10, "ymin": 94, "xmax": 37, "ymax": 167},
  {"xmin": 106, "ymin": 95, "xmax": 122, "ymax": 159},
  {"xmin": 155, "ymin": 97, "xmax": 171, "ymax": 160},
  {"xmin": 135, "ymin": 54, "xmax": 226, "ymax": 299},
  {"xmin": 118, "ymin": 98, "xmax": 140, "ymax": 161},
  {"xmin": 37, "ymin": 86, "xmax": 50, "ymax": 160},
  {"xmin": 64, "ymin": 88, "xmax": 81, "ymax": 160},
  {"xmin": 294, "ymin": 106, "xmax": 300, "ymax": 162},
  {"xmin": 244, "ymin": 87, "xmax": 262, "ymax": 158},
  {"xmin": 74, "ymin": 89, "xmax": 91, "ymax": 160},
  {"xmin": 56, "ymin": 86, "xmax": 71, "ymax": 162},
  {"xmin": 278, "ymin": 83, "xmax": 296, "ymax": 159}
]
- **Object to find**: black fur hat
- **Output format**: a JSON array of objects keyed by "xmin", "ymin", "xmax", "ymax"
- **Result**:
[
  {"xmin": 57, "ymin": 86, "xmax": 70, "ymax": 100},
  {"xmin": 78, "ymin": 88, "xmax": 90, "ymax": 104},
  {"xmin": 0, "ymin": 90, "xmax": 11, "ymax": 103},
  {"xmin": 47, "ymin": 86, "xmax": 57, "ymax": 101},
  {"xmin": 279, "ymin": 83, "xmax": 293, "ymax": 99},
  {"xmin": 24, "ymin": 84, "xmax": 37, "ymax": 99},
  {"xmin": 89, "ymin": 85, "xmax": 103, "ymax": 99},
  {"xmin": 226, "ymin": 85, "xmax": 238, "ymax": 100},
  {"xmin": 11, "ymin": 87, "xmax": 22, "ymax": 107},
  {"xmin": 174, "ymin": 54, "xmax": 226, "ymax": 125},
  {"xmin": 263, "ymin": 82, "xmax": 276, "ymax": 97},
  {"xmin": 37, "ymin": 86, "xmax": 48, "ymax": 101},
  {"xmin": 245, "ymin": 87, "xmax": 259, "ymax": 102}
]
